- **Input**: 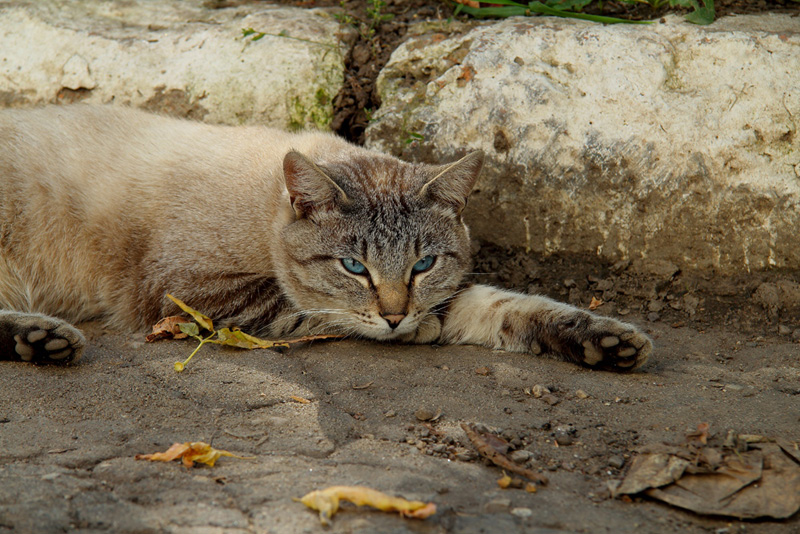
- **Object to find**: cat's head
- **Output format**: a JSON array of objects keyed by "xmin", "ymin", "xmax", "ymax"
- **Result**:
[{"xmin": 277, "ymin": 149, "xmax": 483, "ymax": 340}]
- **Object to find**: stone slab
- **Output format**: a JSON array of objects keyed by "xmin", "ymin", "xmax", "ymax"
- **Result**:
[
  {"xmin": 0, "ymin": 0, "xmax": 350, "ymax": 128},
  {"xmin": 367, "ymin": 15, "xmax": 800, "ymax": 274}
]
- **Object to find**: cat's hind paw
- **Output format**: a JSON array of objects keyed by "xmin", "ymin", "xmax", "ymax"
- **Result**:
[
  {"xmin": 578, "ymin": 318, "xmax": 652, "ymax": 372},
  {"xmin": 1, "ymin": 312, "xmax": 85, "ymax": 364}
]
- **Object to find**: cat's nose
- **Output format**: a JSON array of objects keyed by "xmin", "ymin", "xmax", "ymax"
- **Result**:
[{"xmin": 381, "ymin": 313, "xmax": 406, "ymax": 329}]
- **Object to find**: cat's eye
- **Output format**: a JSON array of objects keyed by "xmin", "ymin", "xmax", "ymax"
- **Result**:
[
  {"xmin": 341, "ymin": 257, "xmax": 367, "ymax": 275},
  {"xmin": 412, "ymin": 255, "xmax": 436, "ymax": 274}
]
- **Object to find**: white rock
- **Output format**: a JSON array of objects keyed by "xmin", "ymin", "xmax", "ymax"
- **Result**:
[
  {"xmin": 0, "ymin": 0, "xmax": 349, "ymax": 128},
  {"xmin": 367, "ymin": 15, "xmax": 800, "ymax": 274}
]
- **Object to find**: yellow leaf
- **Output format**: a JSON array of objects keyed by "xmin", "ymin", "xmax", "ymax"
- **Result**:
[
  {"xmin": 135, "ymin": 441, "xmax": 253, "ymax": 468},
  {"xmin": 296, "ymin": 485, "xmax": 436, "ymax": 525},
  {"xmin": 166, "ymin": 294, "xmax": 214, "ymax": 331}
]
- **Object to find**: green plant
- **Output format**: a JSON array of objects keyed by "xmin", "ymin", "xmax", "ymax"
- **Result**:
[{"xmin": 453, "ymin": 0, "xmax": 717, "ymax": 25}]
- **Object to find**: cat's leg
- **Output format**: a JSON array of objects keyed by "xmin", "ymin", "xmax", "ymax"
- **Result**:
[
  {"xmin": 436, "ymin": 284, "xmax": 652, "ymax": 372},
  {"xmin": 0, "ymin": 310, "xmax": 85, "ymax": 364}
]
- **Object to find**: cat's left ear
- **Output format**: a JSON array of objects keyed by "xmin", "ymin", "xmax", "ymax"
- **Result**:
[{"xmin": 420, "ymin": 151, "xmax": 484, "ymax": 214}]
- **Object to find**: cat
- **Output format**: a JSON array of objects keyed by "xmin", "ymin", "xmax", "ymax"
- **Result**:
[{"xmin": 0, "ymin": 105, "xmax": 652, "ymax": 371}]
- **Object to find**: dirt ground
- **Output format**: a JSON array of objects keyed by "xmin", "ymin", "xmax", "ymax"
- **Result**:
[{"xmin": 1, "ymin": 247, "xmax": 798, "ymax": 533}]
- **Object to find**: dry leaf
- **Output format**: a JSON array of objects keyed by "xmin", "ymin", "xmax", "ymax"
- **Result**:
[
  {"xmin": 589, "ymin": 296, "xmax": 604, "ymax": 310},
  {"xmin": 167, "ymin": 294, "xmax": 214, "ymax": 331},
  {"xmin": 616, "ymin": 442, "xmax": 800, "ymax": 519},
  {"xmin": 146, "ymin": 315, "xmax": 192, "ymax": 342},
  {"xmin": 296, "ymin": 485, "xmax": 436, "ymax": 525},
  {"xmin": 453, "ymin": 0, "xmax": 480, "ymax": 8},
  {"xmin": 135, "ymin": 441, "xmax": 252, "ymax": 468}
]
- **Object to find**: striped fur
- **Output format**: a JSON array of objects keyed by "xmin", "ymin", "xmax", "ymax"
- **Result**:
[{"xmin": 0, "ymin": 105, "xmax": 651, "ymax": 370}]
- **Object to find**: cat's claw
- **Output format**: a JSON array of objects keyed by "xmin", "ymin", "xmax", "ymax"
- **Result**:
[{"xmin": 1, "ymin": 312, "xmax": 85, "ymax": 364}]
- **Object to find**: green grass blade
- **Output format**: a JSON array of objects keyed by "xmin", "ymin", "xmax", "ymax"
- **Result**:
[{"xmin": 528, "ymin": 2, "xmax": 653, "ymax": 24}]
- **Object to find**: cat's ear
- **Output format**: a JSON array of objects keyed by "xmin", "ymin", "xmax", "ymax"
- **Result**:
[
  {"xmin": 420, "ymin": 151, "xmax": 484, "ymax": 214},
  {"xmin": 283, "ymin": 150, "xmax": 349, "ymax": 219}
]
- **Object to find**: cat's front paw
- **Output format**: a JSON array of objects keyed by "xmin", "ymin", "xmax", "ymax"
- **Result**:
[
  {"xmin": 397, "ymin": 314, "xmax": 442, "ymax": 344},
  {"xmin": 562, "ymin": 315, "xmax": 652, "ymax": 372},
  {"xmin": 0, "ymin": 312, "xmax": 85, "ymax": 364}
]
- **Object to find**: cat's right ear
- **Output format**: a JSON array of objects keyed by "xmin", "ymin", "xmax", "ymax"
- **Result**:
[
  {"xmin": 420, "ymin": 150, "xmax": 484, "ymax": 215},
  {"xmin": 283, "ymin": 151, "xmax": 349, "ymax": 219}
]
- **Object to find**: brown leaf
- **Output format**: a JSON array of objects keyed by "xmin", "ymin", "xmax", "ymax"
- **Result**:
[
  {"xmin": 588, "ymin": 296, "xmax": 604, "ymax": 310},
  {"xmin": 146, "ymin": 315, "xmax": 192, "ymax": 342},
  {"xmin": 617, "ymin": 444, "xmax": 800, "ymax": 519}
]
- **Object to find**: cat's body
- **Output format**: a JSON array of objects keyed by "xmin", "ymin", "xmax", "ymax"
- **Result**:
[{"xmin": 0, "ymin": 105, "xmax": 651, "ymax": 370}]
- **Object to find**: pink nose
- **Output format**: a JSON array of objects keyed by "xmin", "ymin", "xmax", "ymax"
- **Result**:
[{"xmin": 382, "ymin": 314, "xmax": 406, "ymax": 329}]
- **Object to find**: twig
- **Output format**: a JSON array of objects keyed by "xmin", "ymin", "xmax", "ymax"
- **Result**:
[{"xmin": 461, "ymin": 423, "xmax": 548, "ymax": 485}]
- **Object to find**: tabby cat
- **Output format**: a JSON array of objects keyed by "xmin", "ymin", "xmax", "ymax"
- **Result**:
[{"xmin": 0, "ymin": 105, "xmax": 651, "ymax": 371}]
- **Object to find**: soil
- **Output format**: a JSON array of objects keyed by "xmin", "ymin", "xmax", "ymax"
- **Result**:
[
  {"xmin": 3, "ymin": 3, "xmax": 800, "ymax": 533},
  {"xmin": 1, "ymin": 245, "xmax": 798, "ymax": 533}
]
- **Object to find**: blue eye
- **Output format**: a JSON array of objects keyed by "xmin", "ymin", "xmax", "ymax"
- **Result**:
[
  {"xmin": 341, "ymin": 258, "xmax": 367, "ymax": 275},
  {"xmin": 412, "ymin": 255, "xmax": 435, "ymax": 273}
]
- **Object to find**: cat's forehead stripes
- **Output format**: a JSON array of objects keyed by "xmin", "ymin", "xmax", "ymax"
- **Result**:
[{"xmin": 324, "ymin": 155, "xmax": 429, "ymax": 208}]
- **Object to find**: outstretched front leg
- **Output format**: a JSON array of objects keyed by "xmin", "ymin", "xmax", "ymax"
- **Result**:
[
  {"xmin": 0, "ymin": 311, "xmax": 85, "ymax": 364},
  {"xmin": 436, "ymin": 285, "xmax": 652, "ymax": 372}
]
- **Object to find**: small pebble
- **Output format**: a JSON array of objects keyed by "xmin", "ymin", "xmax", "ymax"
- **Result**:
[
  {"xmin": 431, "ymin": 443, "xmax": 447, "ymax": 453},
  {"xmin": 778, "ymin": 325, "xmax": 791, "ymax": 335},
  {"xmin": 455, "ymin": 451, "xmax": 477, "ymax": 462},
  {"xmin": 485, "ymin": 498, "xmax": 512, "ymax": 513},
  {"xmin": 647, "ymin": 300, "xmax": 665, "ymax": 312},
  {"xmin": 608, "ymin": 455, "xmax": 625, "ymax": 469},
  {"xmin": 415, "ymin": 408, "xmax": 434, "ymax": 421},
  {"xmin": 513, "ymin": 56, "xmax": 525, "ymax": 66},
  {"xmin": 531, "ymin": 384, "xmax": 550, "ymax": 398},
  {"xmin": 510, "ymin": 507, "xmax": 533, "ymax": 518},
  {"xmin": 575, "ymin": 389, "xmax": 589, "ymax": 399},
  {"xmin": 540, "ymin": 394, "xmax": 560, "ymax": 406},
  {"xmin": 384, "ymin": 410, "xmax": 396, "ymax": 418},
  {"xmin": 647, "ymin": 312, "xmax": 661, "ymax": 322},
  {"xmin": 554, "ymin": 432, "xmax": 573, "ymax": 446},
  {"xmin": 509, "ymin": 450, "xmax": 533, "ymax": 463},
  {"xmin": 792, "ymin": 329, "xmax": 800, "ymax": 341},
  {"xmin": 563, "ymin": 278, "xmax": 577, "ymax": 288}
]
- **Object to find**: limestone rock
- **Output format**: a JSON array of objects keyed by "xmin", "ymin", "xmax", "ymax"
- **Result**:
[
  {"xmin": 367, "ymin": 15, "xmax": 800, "ymax": 274},
  {"xmin": 0, "ymin": 0, "xmax": 350, "ymax": 128}
]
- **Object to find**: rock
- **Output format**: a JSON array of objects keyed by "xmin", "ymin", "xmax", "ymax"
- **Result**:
[
  {"xmin": 0, "ymin": 1, "xmax": 350, "ymax": 129},
  {"xmin": 575, "ymin": 390, "xmax": 589, "ymax": 399},
  {"xmin": 509, "ymin": 450, "xmax": 533, "ymax": 463},
  {"xmin": 485, "ymin": 498, "xmax": 512, "ymax": 513},
  {"xmin": 554, "ymin": 432, "xmax": 573, "ymax": 446},
  {"xmin": 367, "ymin": 15, "xmax": 800, "ymax": 275},
  {"xmin": 793, "ymin": 329, "xmax": 800, "ymax": 342},
  {"xmin": 415, "ymin": 408, "xmax": 435, "ymax": 421},
  {"xmin": 647, "ymin": 312, "xmax": 661, "ymax": 322},
  {"xmin": 778, "ymin": 325, "xmax": 791, "ymax": 336},
  {"xmin": 608, "ymin": 455, "xmax": 625, "ymax": 469},
  {"xmin": 531, "ymin": 384, "xmax": 550, "ymax": 398},
  {"xmin": 510, "ymin": 507, "xmax": 533, "ymax": 518},
  {"xmin": 455, "ymin": 451, "xmax": 477, "ymax": 462}
]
